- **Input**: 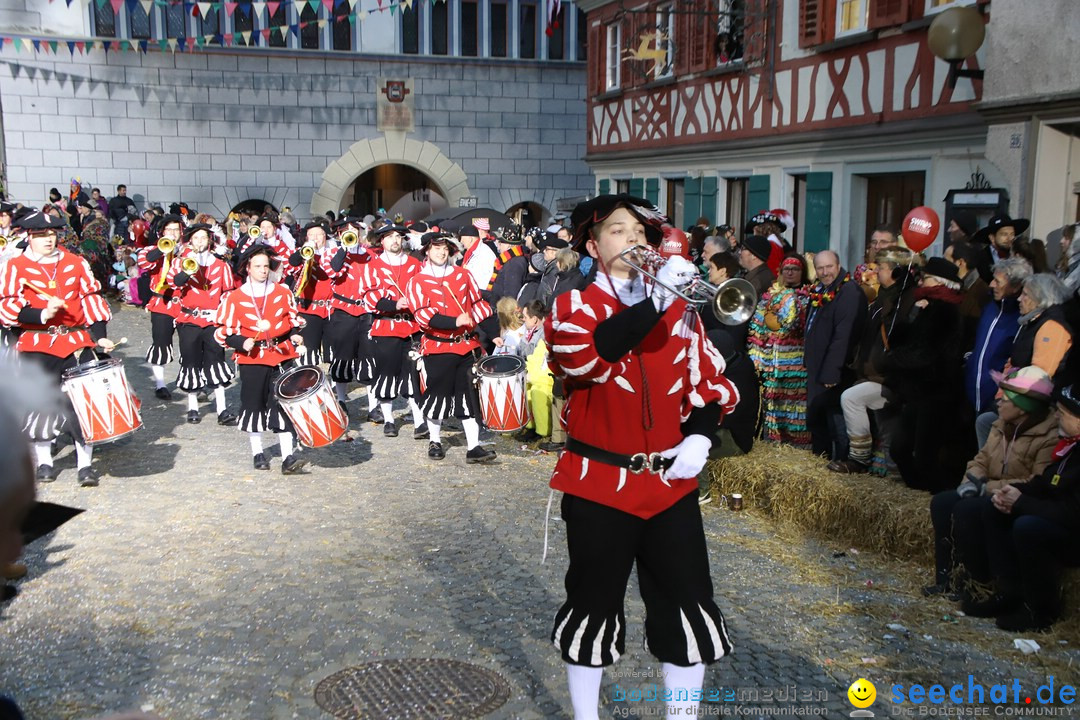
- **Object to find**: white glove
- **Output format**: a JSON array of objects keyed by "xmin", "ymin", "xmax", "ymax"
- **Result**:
[
  {"xmin": 659, "ymin": 433, "xmax": 712, "ymax": 481},
  {"xmin": 652, "ymin": 255, "xmax": 698, "ymax": 313}
]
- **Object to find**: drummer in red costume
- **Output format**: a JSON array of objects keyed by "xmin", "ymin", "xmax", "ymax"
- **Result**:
[
  {"xmin": 546, "ymin": 195, "xmax": 740, "ymax": 720},
  {"xmin": 404, "ymin": 230, "xmax": 496, "ymax": 463},
  {"xmin": 362, "ymin": 223, "xmax": 427, "ymax": 439},
  {"xmin": 168, "ymin": 223, "xmax": 239, "ymax": 426},
  {"xmin": 323, "ymin": 218, "xmax": 379, "ymax": 421},
  {"xmin": 287, "ymin": 221, "xmax": 335, "ymax": 367},
  {"xmin": 214, "ymin": 244, "xmax": 307, "ymax": 475},
  {"xmin": 138, "ymin": 213, "xmax": 184, "ymax": 400},
  {"xmin": 0, "ymin": 210, "xmax": 119, "ymax": 486}
]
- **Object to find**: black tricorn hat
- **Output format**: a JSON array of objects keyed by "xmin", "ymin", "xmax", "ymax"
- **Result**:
[
  {"xmin": 14, "ymin": 210, "xmax": 67, "ymax": 233},
  {"xmin": 570, "ymin": 194, "xmax": 666, "ymax": 250}
]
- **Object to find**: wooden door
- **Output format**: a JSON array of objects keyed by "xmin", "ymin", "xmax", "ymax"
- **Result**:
[{"xmin": 865, "ymin": 171, "xmax": 925, "ymax": 246}]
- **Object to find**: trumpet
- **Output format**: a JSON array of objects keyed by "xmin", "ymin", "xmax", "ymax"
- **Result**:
[
  {"xmin": 294, "ymin": 245, "xmax": 317, "ymax": 298},
  {"xmin": 340, "ymin": 230, "xmax": 359, "ymax": 248},
  {"xmin": 0, "ymin": 236, "xmax": 8, "ymax": 250},
  {"xmin": 300, "ymin": 245, "xmax": 316, "ymax": 261},
  {"xmin": 248, "ymin": 226, "xmax": 261, "ymax": 240},
  {"xmin": 616, "ymin": 246, "xmax": 757, "ymax": 326},
  {"xmin": 153, "ymin": 237, "xmax": 178, "ymax": 293},
  {"xmin": 181, "ymin": 256, "xmax": 199, "ymax": 274}
]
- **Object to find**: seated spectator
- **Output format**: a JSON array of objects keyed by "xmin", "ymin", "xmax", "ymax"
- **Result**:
[
  {"xmin": 828, "ymin": 247, "xmax": 918, "ymax": 474},
  {"xmin": 966, "ymin": 258, "xmax": 1030, "ymax": 427},
  {"xmin": 880, "ymin": 258, "xmax": 966, "ymax": 492},
  {"xmin": 925, "ymin": 366, "xmax": 1058, "ymax": 597},
  {"xmin": 747, "ymin": 254, "xmax": 810, "ymax": 448},
  {"xmin": 951, "ymin": 382, "xmax": 1080, "ymax": 632},
  {"xmin": 975, "ymin": 273, "xmax": 1072, "ymax": 447}
]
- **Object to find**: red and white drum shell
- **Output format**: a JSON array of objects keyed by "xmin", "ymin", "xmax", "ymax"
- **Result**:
[
  {"xmin": 61, "ymin": 358, "xmax": 143, "ymax": 444},
  {"xmin": 273, "ymin": 365, "xmax": 349, "ymax": 448},
  {"xmin": 474, "ymin": 354, "xmax": 531, "ymax": 433}
]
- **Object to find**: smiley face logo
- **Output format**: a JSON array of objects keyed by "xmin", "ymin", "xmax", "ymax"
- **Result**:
[{"xmin": 848, "ymin": 678, "xmax": 876, "ymax": 709}]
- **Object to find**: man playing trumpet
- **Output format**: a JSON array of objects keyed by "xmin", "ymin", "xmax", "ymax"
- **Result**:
[
  {"xmin": 0, "ymin": 210, "xmax": 119, "ymax": 486},
  {"xmin": 288, "ymin": 221, "xmax": 336, "ymax": 367},
  {"xmin": 167, "ymin": 223, "xmax": 239, "ymax": 426},
  {"xmin": 138, "ymin": 214, "xmax": 185, "ymax": 400}
]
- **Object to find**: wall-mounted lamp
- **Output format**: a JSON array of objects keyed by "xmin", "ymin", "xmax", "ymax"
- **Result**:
[{"xmin": 927, "ymin": 6, "xmax": 985, "ymax": 89}]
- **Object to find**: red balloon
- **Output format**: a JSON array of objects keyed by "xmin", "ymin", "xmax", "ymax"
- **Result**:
[{"xmin": 901, "ymin": 206, "xmax": 940, "ymax": 253}]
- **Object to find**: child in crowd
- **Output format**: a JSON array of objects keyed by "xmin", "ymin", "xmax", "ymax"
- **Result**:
[
  {"xmin": 516, "ymin": 300, "xmax": 553, "ymax": 443},
  {"xmin": 492, "ymin": 296, "xmax": 525, "ymax": 355}
]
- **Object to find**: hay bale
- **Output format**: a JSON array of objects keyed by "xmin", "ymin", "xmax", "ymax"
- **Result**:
[{"xmin": 708, "ymin": 442, "xmax": 933, "ymax": 563}]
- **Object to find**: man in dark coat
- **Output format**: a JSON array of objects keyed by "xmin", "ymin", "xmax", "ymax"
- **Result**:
[
  {"xmin": 737, "ymin": 235, "xmax": 776, "ymax": 298},
  {"xmin": 804, "ymin": 250, "xmax": 867, "ymax": 459},
  {"xmin": 477, "ymin": 223, "xmax": 530, "ymax": 349},
  {"xmin": 108, "ymin": 184, "xmax": 137, "ymax": 237},
  {"xmin": 946, "ymin": 240, "xmax": 990, "ymax": 355}
]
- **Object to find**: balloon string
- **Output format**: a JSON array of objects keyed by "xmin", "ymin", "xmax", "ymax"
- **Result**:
[{"xmin": 886, "ymin": 256, "xmax": 916, "ymax": 340}]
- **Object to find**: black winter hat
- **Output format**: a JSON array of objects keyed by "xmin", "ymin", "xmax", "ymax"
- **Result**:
[{"xmin": 741, "ymin": 235, "xmax": 772, "ymax": 263}]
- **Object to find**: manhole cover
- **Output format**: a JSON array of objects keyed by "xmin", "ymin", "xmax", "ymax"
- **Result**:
[{"xmin": 314, "ymin": 659, "xmax": 512, "ymax": 719}]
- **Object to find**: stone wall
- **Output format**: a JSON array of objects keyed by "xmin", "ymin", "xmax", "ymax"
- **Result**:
[
  {"xmin": 982, "ymin": 0, "xmax": 1080, "ymax": 105},
  {"xmin": 0, "ymin": 47, "xmax": 592, "ymax": 220}
]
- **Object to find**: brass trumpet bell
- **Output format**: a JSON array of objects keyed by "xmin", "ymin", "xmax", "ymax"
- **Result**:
[
  {"xmin": 300, "ymin": 245, "xmax": 316, "ymax": 260},
  {"xmin": 340, "ymin": 230, "xmax": 359, "ymax": 248},
  {"xmin": 157, "ymin": 237, "xmax": 176, "ymax": 254},
  {"xmin": 181, "ymin": 257, "xmax": 199, "ymax": 274},
  {"xmin": 248, "ymin": 226, "xmax": 261, "ymax": 240},
  {"xmin": 0, "ymin": 236, "xmax": 8, "ymax": 250},
  {"xmin": 708, "ymin": 278, "xmax": 757, "ymax": 326}
]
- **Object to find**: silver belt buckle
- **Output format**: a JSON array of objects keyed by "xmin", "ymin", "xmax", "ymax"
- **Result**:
[
  {"xmin": 48, "ymin": 325, "xmax": 69, "ymax": 336},
  {"xmin": 628, "ymin": 452, "xmax": 664, "ymax": 474}
]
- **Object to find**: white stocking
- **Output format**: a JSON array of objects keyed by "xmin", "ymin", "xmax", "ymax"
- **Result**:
[
  {"xmin": 278, "ymin": 432, "xmax": 295, "ymax": 458},
  {"xmin": 335, "ymin": 382, "xmax": 348, "ymax": 402},
  {"xmin": 565, "ymin": 663, "xmax": 602, "ymax": 720},
  {"xmin": 74, "ymin": 441, "xmax": 93, "ymax": 470},
  {"xmin": 34, "ymin": 441, "xmax": 52, "ymax": 467},
  {"xmin": 663, "ymin": 663, "xmax": 706, "ymax": 717},
  {"xmin": 367, "ymin": 391, "xmax": 378, "ymax": 411},
  {"xmin": 249, "ymin": 433, "xmax": 264, "ymax": 456},
  {"xmin": 150, "ymin": 365, "xmax": 166, "ymax": 387},
  {"xmin": 380, "ymin": 402, "xmax": 394, "ymax": 423},
  {"xmin": 214, "ymin": 387, "xmax": 227, "ymax": 414},
  {"xmin": 462, "ymin": 417, "xmax": 481, "ymax": 450},
  {"xmin": 187, "ymin": 393, "xmax": 199, "ymax": 412},
  {"xmin": 427, "ymin": 418, "xmax": 441, "ymax": 444},
  {"xmin": 408, "ymin": 398, "xmax": 424, "ymax": 426}
]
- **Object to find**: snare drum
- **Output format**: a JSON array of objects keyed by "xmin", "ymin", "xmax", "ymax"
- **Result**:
[
  {"xmin": 61, "ymin": 358, "xmax": 142, "ymax": 444},
  {"xmin": 474, "ymin": 354, "xmax": 531, "ymax": 433},
  {"xmin": 273, "ymin": 365, "xmax": 349, "ymax": 448}
]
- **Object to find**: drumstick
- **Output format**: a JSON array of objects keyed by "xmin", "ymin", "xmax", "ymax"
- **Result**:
[
  {"xmin": 21, "ymin": 278, "xmax": 67, "ymax": 307},
  {"xmin": 441, "ymin": 281, "xmax": 469, "ymax": 315}
]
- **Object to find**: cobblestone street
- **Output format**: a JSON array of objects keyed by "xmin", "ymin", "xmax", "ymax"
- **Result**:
[{"xmin": 0, "ymin": 304, "xmax": 1074, "ymax": 720}]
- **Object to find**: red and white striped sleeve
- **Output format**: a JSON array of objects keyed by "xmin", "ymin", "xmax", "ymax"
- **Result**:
[
  {"xmin": 546, "ymin": 289, "xmax": 625, "ymax": 385},
  {"xmin": 0, "ymin": 260, "xmax": 25, "ymax": 327},
  {"xmin": 75, "ymin": 255, "xmax": 112, "ymax": 324},
  {"xmin": 462, "ymin": 270, "xmax": 492, "ymax": 326},
  {"xmin": 164, "ymin": 252, "xmax": 186, "ymax": 290},
  {"xmin": 213, "ymin": 292, "xmax": 241, "ymax": 348},
  {"xmin": 405, "ymin": 276, "xmax": 437, "ymax": 330},
  {"xmin": 681, "ymin": 310, "xmax": 739, "ymax": 420},
  {"xmin": 137, "ymin": 245, "xmax": 164, "ymax": 273}
]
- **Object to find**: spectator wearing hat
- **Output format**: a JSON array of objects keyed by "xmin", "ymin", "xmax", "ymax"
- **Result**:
[
  {"xmin": 518, "ymin": 232, "xmax": 577, "ymax": 308},
  {"xmin": 945, "ymin": 239, "xmax": 991, "ymax": 354},
  {"xmin": 66, "ymin": 178, "xmax": 89, "ymax": 231},
  {"xmin": 948, "ymin": 210, "xmax": 979, "ymax": 245},
  {"xmin": 478, "ymin": 224, "xmax": 529, "ymax": 350},
  {"xmin": 925, "ymin": 366, "xmax": 1058, "ymax": 598},
  {"xmin": 972, "ymin": 214, "xmax": 1031, "ymax": 282},
  {"xmin": 826, "ymin": 247, "xmax": 919, "ymax": 474},
  {"xmin": 880, "ymin": 257, "xmax": 966, "ymax": 492},
  {"xmin": 738, "ymin": 235, "xmax": 776, "ymax": 299},
  {"xmin": 804, "ymin": 250, "xmax": 867, "ymax": 460},
  {"xmin": 966, "ymin": 258, "xmax": 1031, "ymax": 438},
  {"xmin": 744, "ymin": 211, "xmax": 788, "ymax": 276},
  {"xmin": 950, "ymin": 382, "xmax": 1080, "ymax": 632}
]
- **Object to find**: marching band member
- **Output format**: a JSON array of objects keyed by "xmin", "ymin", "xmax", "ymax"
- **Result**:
[
  {"xmin": 362, "ymin": 223, "xmax": 427, "ymax": 438},
  {"xmin": 546, "ymin": 195, "xmax": 739, "ymax": 719},
  {"xmin": 0, "ymin": 211, "xmax": 118, "ymax": 486},
  {"xmin": 323, "ymin": 219, "xmax": 379, "ymax": 420},
  {"xmin": 214, "ymin": 244, "xmax": 307, "ymax": 475},
  {"xmin": 0, "ymin": 202, "xmax": 23, "ymax": 355},
  {"xmin": 137, "ymin": 214, "xmax": 185, "ymax": 399},
  {"xmin": 167, "ymin": 223, "xmax": 239, "ymax": 426},
  {"xmin": 405, "ymin": 230, "xmax": 495, "ymax": 463},
  {"xmin": 288, "ymin": 222, "xmax": 335, "ymax": 366}
]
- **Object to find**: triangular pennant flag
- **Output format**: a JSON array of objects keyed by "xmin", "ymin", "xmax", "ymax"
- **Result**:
[
  {"xmin": 225, "ymin": 1, "xmax": 237, "ymax": 14},
  {"xmin": 298, "ymin": 21, "xmax": 306, "ymax": 28},
  {"xmin": 31, "ymin": 39, "xmax": 41, "ymax": 52},
  {"xmin": 288, "ymin": 23, "xmax": 298, "ymax": 35},
  {"xmin": 321, "ymin": 0, "xmax": 332, "ymax": 9},
  {"xmin": 50, "ymin": 40, "xmax": 60, "ymax": 53},
  {"xmin": 76, "ymin": 40, "xmax": 86, "ymax": 52},
  {"xmin": 110, "ymin": 0, "xmax": 123, "ymax": 12},
  {"xmin": 203, "ymin": 34, "xmax": 213, "ymax": 43},
  {"xmin": 357, "ymin": 8, "xmax": 367, "ymax": 19},
  {"xmin": 12, "ymin": 37, "xmax": 21, "ymax": 53},
  {"xmin": 158, "ymin": 38, "xmax": 167, "ymax": 50},
  {"xmin": 240, "ymin": 30, "xmax": 251, "ymax": 43},
  {"xmin": 260, "ymin": 28, "xmax": 271, "ymax": 38},
  {"xmin": 0, "ymin": 38, "xmax": 7, "ymax": 51},
  {"xmin": 196, "ymin": 2, "xmax": 209, "ymax": 16},
  {"xmin": 266, "ymin": 0, "xmax": 278, "ymax": 14},
  {"xmin": 185, "ymin": 37, "xmax": 196, "ymax": 50},
  {"xmin": 347, "ymin": 0, "xmax": 356, "ymax": 7},
  {"xmin": 111, "ymin": 40, "xmax": 121, "ymax": 51},
  {"xmin": 95, "ymin": 0, "xmax": 107, "ymax": 8},
  {"xmin": 223, "ymin": 32, "xmax": 233, "ymax": 42},
  {"xmin": 252, "ymin": 0, "xmax": 265, "ymax": 14},
  {"xmin": 139, "ymin": 39, "xmax": 148, "ymax": 52},
  {"xmin": 293, "ymin": 0, "xmax": 304, "ymax": 13},
  {"xmin": 67, "ymin": 40, "xmax": 76, "ymax": 54},
  {"xmin": 195, "ymin": 34, "xmax": 204, "ymax": 46},
  {"xmin": 389, "ymin": 3, "xmax": 396, "ymax": 14},
  {"xmin": 166, "ymin": 37, "xmax": 178, "ymax": 51},
  {"xmin": 317, "ymin": 18, "xmax": 327, "ymax": 26},
  {"xmin": 140, "ymin": 0, "xmax": 152, "ymax": 13},
  {"xmin": 307, "ymin": 0, "xmax": 318, "ymax": 11}
]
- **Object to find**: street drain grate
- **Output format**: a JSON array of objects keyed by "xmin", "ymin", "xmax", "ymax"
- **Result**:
[{"xmin": 314, "ymin": 659, "xmax": 512, "ymax": 719}]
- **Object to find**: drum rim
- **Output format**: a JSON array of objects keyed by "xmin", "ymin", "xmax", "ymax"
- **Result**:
[
  {"xmin": 274, "ymin": 365, "xmax": 327, "ymax": 401},
  {"xmin": 61, "ymin": 357, "xmax": 124, "ymax": 379},
  {"xmin": 82, "ymin": 424, "xmax": 141, "ymax": 446},
  {"xmin": 476, "ymin": 354, "xmax": 527, "ymax": 378}
]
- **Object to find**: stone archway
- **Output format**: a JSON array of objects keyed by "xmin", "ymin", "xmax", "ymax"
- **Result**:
[{"xmin": 311, "ymin": 136, "xmax": 471, "ymax": 219}]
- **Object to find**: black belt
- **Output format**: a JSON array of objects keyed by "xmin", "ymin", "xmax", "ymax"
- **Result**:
[
  {"xmin": 565, "ymin": 437, "xmax": 674, "ymax": 474},
  {"xmin": 180, "ymin": 307, "xmax": 216, "ymax": 319},
  {"xmin": 332, "ymin": 293, "xmax": 364, "ymax": 306},
  {"xmin": 299, "ymin": 299, "xmax": 333, "ymax": 309},
  {"xmin": 25, "ymin": 324, "xmax": 88, "ymax": 338},
  {"xmin": 382, "ymin": 312, "xmax": 414, "ymax": 322},
  {"xmin": 424, "ymin": 331, "xmax": 470, "ymax": 343},
  {"xmin": 253, "ymin": 332, "xmax": 293, "ymax": 349}
]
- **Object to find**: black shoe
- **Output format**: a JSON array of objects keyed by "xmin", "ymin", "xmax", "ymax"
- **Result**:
[
  {"xmin": 514, "ymin": 428, "xmax": 543, "ymax": 443},
  {"xmin": 281, "ymin": 454, "xmax": 309, "ymax": 475},
  {"xmin": 186, "ymin": 410, "xmax": 201, "ymax": 424},
  {"xmin": 538, "ymin": 441, "xmax": 565, "ymax": 452},
  {"xmin": 383, "ymin": 422, "xmax": 399, "ymax": 437},
  {"xmin": 428, "ymin": 441, "xmax": 445, "ymax": 460},
  {"xmin": 253, "ymin": 453, "xmax": 270, "ymax": 471},
  {"xmin": 217, "ymin": 409, "xmax": 239, "ymax": 426},
  {"xmin": 154, "ymin": 386, "xmax": 173, "ymax": 401},
  {"xmin": 466, "ymin": 445, "xmax": 497, "ymax": 464},
  {"xmin": 368, "ymin": 407, "xmax": 384, "ymax": 425},
  {"xmin": 36, "ymin": 464, "xmax": 57, "ymax": 483},
  {"xmin": 995, "ymin": 606, "xmax": 1054, "ymax": 633},
  {"xmin": 77, "ymin": 467, "xmax": 99, "ymax": 487},
  {"xmin": 413, "ymin": 423, "xmax": 430, "ymax": 440},
  {"xmin": 961, "ymin": 592, "xmax": 1020, "ymax": 618}
]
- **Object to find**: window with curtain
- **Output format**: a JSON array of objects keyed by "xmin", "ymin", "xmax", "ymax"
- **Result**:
[
  {"xmin": 654, "ymin": 4, "xmax": 674, "ymax": 79},
  {"xmin": 605, "ymin": 23, "xmax": 620, "ymax": 89},
  {"xmin": 547, "ymin": 6, "xmax": 565, "ymax": 59},
  {"xmin": 301, "ymin": 4, "xmax": 320, "ymax": 48},
  {"xmin": 431, "ymin": 0, "xmax": 448, "ymax": 55},
  {"xmin": 836, "ymin": 0, "xmax": 867, "ymax": 34},
  {"xmin": 461, "ymin": 0, "xmax": 478, "ymax": 56},
  {"xmin": 402, "ymin": 4, "xmax": 419, "ymax": 53},
  {"xmin": 92, "ymin": 2, "xmax": 116, "ymax": 38},
  {"xmin": 520, "ymin": 1, "xmax": 537, "ymax": 59},
  {"xmin": 129, "ymin": 2, "xmax": 151, "ymax": 39},
  {"xmin": 490, "ymin": 1, "xmax": 508, "ymax": 57},
  {"xmin": 166, "ymin": 0, "xmax": 187, "ymax": 39},
  {"xmin": 716, "ymin": 0, "xmax": 744, "ymax": 64}
]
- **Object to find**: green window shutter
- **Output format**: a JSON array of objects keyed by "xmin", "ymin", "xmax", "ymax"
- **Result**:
[
  {"xmin": 684, "ymin": 177, "xmax": 701, "ymax": 229},
  {"xmin": 598, "ymin": 179, "xmax": 610, "ymax": 195},
  {"xmin": 802, "ymin": 172, "xmax": 833, "ymax": 254},
  {"xmin": 699, "ymin": 176, "xmax": 718, "ymax": 226},
  {"xmin": 628, "ymin": 178, "xmax": 644, "ymax": 197},
  {"xmin": 747, "ymin": 175, "xmax": 770, "ymax": 217},
  {"xmin": 645, "ymin": 178, "xmax": 660, "ymax": 206}
]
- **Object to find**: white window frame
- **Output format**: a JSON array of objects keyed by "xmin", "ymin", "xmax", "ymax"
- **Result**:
[
  {"xmin": 605, "ymin": 23, "xmax": 621, "ymax": 90},
  {"xmin": 715, "ymin": 0, "xmax": 743, "ymax": 66},
  {"xmin": 925, "ymin": 0, "xmax": 978, "ymax": 14},
  {"xmin": 835, "ymin": 0, "xmax": 867, "ymax": 37},
  {"xmin": 654, "ymin": 4, "xmax": 674, "ymax": 80}
]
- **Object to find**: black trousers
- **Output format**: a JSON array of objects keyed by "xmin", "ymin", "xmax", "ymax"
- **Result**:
[
  {"xmin": 418, "ymin": 351, "xmax": 480, "ymax": 421},
  {"xmin": 176, "ymin": 323, "xmax": 233, "ymax": 392},
  {"xmin": 326, "ymin": 311, "xmax": 374, "ymax": 383},
  {"xmin": 144, "ymin": 310, "xmax": 175, "ymax": 365},
  {"xmin": 953, "ymin": 496, "xmax": 1080, "ymax": 619},
  {"xmin": 929, "ymin": 490, "xmax": 970, "ymax": 586},
  {"xmin": 297, "ymin": 312, "xmax": 329, "ymax": 367},
  {"xmin": 552, "ymin": 491, "xmax": 732, "ymax": 667},
  {"xmin": 891, "ymin": 398, "xmax": 958, "ymax": 492},
  {"xmin": 237, "ymin": 363, "xmax": 295, "ymax": 434},
  {"xmin": 20, "ymin": 348, "xmax": 98, "ymax": 442},
  {"xmin": 371, "ymin": 334, "xmax": 420, "ymax": 401},
  {"xmin": 806, "ymin": 386, "xmax": 846, "ymax": 460}
]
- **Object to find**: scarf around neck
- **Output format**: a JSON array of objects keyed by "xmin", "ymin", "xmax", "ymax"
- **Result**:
[{"xmin": 487, "ymin": 245, "xmax": 524, "ymax": 291}]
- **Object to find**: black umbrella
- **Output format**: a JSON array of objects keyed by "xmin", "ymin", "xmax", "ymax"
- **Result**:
[
  {"xmin": 424, "ymin": 206, "xmax": 458, "ymax": 226},
  {"xmin": 447, "ymin": 208, "xmax": 515, "ymax": 234}
]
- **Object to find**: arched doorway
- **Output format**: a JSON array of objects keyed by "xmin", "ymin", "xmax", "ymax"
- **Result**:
[
  {"xmin": 231, "ymin": 199, "xmax": 277, "ymax": 217},
  {"xmin": 341, "ymin": 164, "xmax": 447, "ymax": 221},
  {"xmin": 506, "ymin": 201, "xmax": 550, "ymax": 229}
]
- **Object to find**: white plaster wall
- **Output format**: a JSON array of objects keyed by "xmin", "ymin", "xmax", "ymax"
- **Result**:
[
  {"xmin": 983, "ymin": 0, "xmax": 1080, "ymax": 103},
  {"xmin": 1030, "ymin": 124, "xmax": 1075, "ymax": 241}
]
